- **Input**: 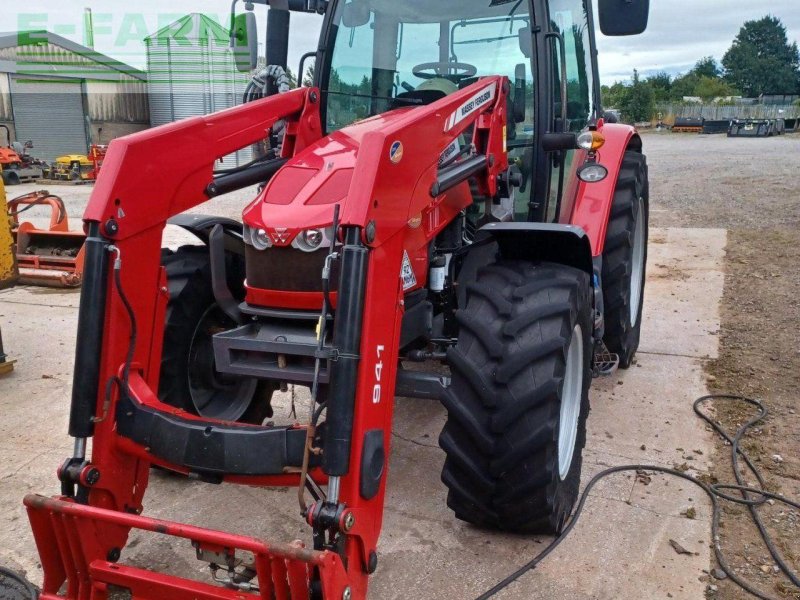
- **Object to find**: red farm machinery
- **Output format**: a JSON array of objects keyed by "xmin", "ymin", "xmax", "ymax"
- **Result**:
[{"xmin": 23, "ymin": 0, "xmax": 651, "ymax": 598}]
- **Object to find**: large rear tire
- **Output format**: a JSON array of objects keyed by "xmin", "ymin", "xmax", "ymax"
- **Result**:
[
  {"xmin": 158, "ymin": 245, "xmax": 272, "ymax": 424},
  {"xmin": 440, "ymin": 261, "xmax": 592, "ymax": 533},
  {"xmin": 602, "ymin": 151, "xmax": 648, "ymax": 369}
]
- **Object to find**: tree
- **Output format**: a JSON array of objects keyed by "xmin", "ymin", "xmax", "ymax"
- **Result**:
[
  {"xmin": 669, "ymin": 72, "xmax": 700, "ymax": 100},
  {"xmin": 694, "ymin": 76, "xmax": 736, "ymax": 102},
  {"xmin": 692, "ymin": 56, "xmax": 721, "ymax": 79},
  {"xmin": 303, "ymin": 62, "xmax": 315, "ymax": 87},
  {"xmin": 722, "ymin": 16, "xmax": 800, "ymax": 96},
  {"xmin": 619, "ymin": 69, "xmax": 654, "ymax": 122},
  {"xmin": 601, "ymin": 81, "xmax": 627, "ymax": 107},
  {"xmin": 646, "ymin": 72, "xmax": 673, "ymax": 102}
]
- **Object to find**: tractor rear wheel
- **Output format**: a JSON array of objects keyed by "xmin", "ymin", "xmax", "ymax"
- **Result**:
[
  {"xmin": 158, "ymin": 245, "xmax": 272, "ymax": 424},
  {"xmin": 602, "ymin": 151, "xmax": 648, "ymax": 368},
  {"xmin": 440, "ymin": 261, "xmax": 592, "ymax": 533}
]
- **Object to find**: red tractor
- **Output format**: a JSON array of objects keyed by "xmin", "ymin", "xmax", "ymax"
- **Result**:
[{"xmin": 24, "ymin": 0, "xmax": 650, "ymax": 598}]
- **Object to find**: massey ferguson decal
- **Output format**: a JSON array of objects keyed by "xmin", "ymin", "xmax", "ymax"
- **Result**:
[
  {"xmin": 444, "ymin": 83, "xmax": 495, "ymax": 132},
  {"xmin": 271, "ymin": 227, "xmax": 290, "ymax": 244}
]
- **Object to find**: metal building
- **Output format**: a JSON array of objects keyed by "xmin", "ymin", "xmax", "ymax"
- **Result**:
[
  {"xmin": 145, "ymin": 14, "xmax": 252, "ymax": 167},
  {"xmin": 0, "ymin": 31, "xmax": 149, "ymax": 162}
]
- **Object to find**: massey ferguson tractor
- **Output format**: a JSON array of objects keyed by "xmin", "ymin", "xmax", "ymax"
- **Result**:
[{"xmin": 24, "ymin": 0, "xmax": 650, "ymax": 598}]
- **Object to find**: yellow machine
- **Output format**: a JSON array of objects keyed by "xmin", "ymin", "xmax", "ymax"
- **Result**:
[
  {"xmin": 0, "ymin": 177, "xmax": 17, "ymax": 374},
  {"xmin": 46, "ymin": 145, "xmax": 106, "ymax": 182}
]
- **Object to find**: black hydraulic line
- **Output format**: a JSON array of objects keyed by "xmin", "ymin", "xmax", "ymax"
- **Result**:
[
  {"xmin": 477, "ymin": 394, "xmax": 800, "ymax": 600},
  {"xmin": 323, "ymin": 226, "xmax": 367, "ymax": 477},
  {"xmin": 68, "ymin": 222, "xmax": 109, "ymax": 438},
  {"xmin": 206, "ymin": 158, "xmax": 288, "ymax": 198},
  {"xmin": 430, "ymin": 154, "xmax": 488, "ymax": 197},
  {"xmin": 110, "ymin": 247, "xmax": 137, "ymax": 390}
]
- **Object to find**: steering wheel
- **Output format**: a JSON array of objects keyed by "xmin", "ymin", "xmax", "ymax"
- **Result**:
[{"xmin": 412, "ymin": 61, "xmax": 478, "ymax": 82}]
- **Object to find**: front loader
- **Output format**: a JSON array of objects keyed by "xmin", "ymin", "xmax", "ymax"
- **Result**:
[{"xmin": 24, "ymin": 0, "xmax": 651, "ymax": 598}]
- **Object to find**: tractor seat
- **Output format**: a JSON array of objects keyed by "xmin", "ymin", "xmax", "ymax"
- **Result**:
[
  {"xmin": 391, "ymin": 77, "xmax": 459, "ymax": 109},
  {"xmin": 391, "ymin": 89, "xmax": 448, "ymax": 109}
]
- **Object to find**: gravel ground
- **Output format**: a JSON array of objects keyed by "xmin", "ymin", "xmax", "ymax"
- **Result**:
[{"xmin": 645, "ymin": 131, "xmax": 800, "ymax": 600}]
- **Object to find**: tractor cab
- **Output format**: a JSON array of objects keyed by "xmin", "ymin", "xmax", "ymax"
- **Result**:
[{"xmin": 322, "ymin": 0, "xmax": 537, "ymax": 220}]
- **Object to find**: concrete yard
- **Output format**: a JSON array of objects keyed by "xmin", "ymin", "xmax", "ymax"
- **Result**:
[{"xmin": 0, "ymin": 168, "xmax": 726, "ymax": 597}]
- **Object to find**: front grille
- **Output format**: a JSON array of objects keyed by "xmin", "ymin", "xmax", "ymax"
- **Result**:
[{"xmin": 246, "ymin": 245, "xmax": 339, "ymax": 292}]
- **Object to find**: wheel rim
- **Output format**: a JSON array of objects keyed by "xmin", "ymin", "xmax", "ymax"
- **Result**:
[
  {"xmin": 558, "ymin": 324, "xmax": 584, "ymax": 480},
  {"xmin": 187, "ymin": 305, "xmax": 257, "ymax": 421},
  {"xmin": 629, "ymin": 196, "xmax": 646, "ymax": 325}
]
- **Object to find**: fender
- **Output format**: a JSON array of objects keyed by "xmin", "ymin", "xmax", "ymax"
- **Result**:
[
  {"xmin": 570, "ymin": 122, "xmax": 642, "ymax": 257},
  {"xmin": 167, "ymin": 213, "xmax": 244, "ymax": 246},
  {"xmin": 480, "ymin": 222, "xmax": 592, "ymax": 273},
  {"xmin": 456, "ymin": 222, "xmax": 593, "ymax": 308}
]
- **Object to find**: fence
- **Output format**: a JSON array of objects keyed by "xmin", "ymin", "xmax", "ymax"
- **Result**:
[{"xmin": 655, "ymin": 103, "xmax": 800, "ymax": 123}]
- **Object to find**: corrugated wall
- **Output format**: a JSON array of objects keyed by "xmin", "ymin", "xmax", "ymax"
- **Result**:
[
  {"xmin": 86, "ymin": 80, "xmax": 149, "ymax": 123},
  {"xmin": 147, "ymin": 33, "xmax": 251, "ymax": 165},
  {"xmin": 0, "ymin": 74, "xmax": 11, "ymax": 121},
  {"xmin": 0, "ymin": 40, "xmax": 149, "ymax": 124},
  {"xmin": 0, "ymin": 42, "xmax": 137, "ymax": 79}
]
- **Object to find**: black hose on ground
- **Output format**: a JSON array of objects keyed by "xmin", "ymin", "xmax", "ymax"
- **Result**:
[{"xmin": 477, "ymin": 395, "xmax": 800, "ymax": 600}]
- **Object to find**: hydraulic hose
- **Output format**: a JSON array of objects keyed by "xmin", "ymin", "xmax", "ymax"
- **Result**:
[{"xmin": 478, "ymin": 394, "xmax": 800, "ymax": 600}]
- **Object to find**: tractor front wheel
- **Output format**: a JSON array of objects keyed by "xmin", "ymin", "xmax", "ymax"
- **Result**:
[
  {"xmin": 440, "ymin": 261, "xmax": 592, "ymax": 533},
  {"xmin": 602, "ymin": 151, "xmax": 649, "ymax": 368},
  {"xmin": 158, "ymin": 245, "xmax": 272, "ymax": 424}
]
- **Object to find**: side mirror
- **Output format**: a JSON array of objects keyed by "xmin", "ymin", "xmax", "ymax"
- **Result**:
[
  {"xmin": 518, "ymin": 26, "xmax": 532, "ymax": 59},
  {"xmin": 513, "ymin": 64, "xmax": 526, "ymax": 124},
  {"xmin": 232, "ymin": 12, "xmax": 259, "ymax": 73},
  {"xmin": 342, "ymin": 1, "xmax": 371, "ymax": 28},
  {"xmin": 598, "ymin": 0, "xmax": 650, "ymax": 36}
]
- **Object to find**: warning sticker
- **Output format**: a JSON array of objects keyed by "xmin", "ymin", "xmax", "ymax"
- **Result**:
[
  {"xmin": 438, "ymin": 139, "xmax": 460, "ymax": 167},
  {"xmin": 400, "ymin": 250, "xmax": 417, "ymax": 291}
]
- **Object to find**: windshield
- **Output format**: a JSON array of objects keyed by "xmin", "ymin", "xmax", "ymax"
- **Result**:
[{"xmin": 324, "ymin": 0, "xmax": 534, "ymax": 142}]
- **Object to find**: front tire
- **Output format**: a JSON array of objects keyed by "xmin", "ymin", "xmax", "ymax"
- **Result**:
[
  {"xmin": 440, "ymin": 261, "xmax": 593, "ymax": 533},
  {"xmin": 602, "ymin": 151, "xmax": 649, "ymax": 368},
  {"xmin": 158, "ymin": 245, "xmax": 272, "ymax": 424}
]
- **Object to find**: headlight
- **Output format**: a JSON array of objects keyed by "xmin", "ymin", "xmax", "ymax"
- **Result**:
[
  {"xmin": 293, "ymin": 227, "xmax": 332, "ymax": 253},
  {"xmin": 303, "ymin": 229, "xmax": 324, "ymax": 249},
  {"xmin": 244, "ymin": 225, "xmax": 272, "ymax": 250},
  {"xmin": 577, "ymin": 162, "xmax": 609, "ymax": 183},
  {"xmin": 253, "ymin": 228, "xmax": 271, "ymax": 250}
]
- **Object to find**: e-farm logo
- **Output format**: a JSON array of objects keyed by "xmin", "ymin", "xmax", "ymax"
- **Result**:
[{"xmin": 14, "ymin": 12, "xmax": 238, "ymax": 79}]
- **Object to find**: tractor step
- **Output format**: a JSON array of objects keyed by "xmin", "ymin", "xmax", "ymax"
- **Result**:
[
  {"xmin": 592, "ymin": 341, "xmax": 620, "ymax": 377},
  {"xmin": 24, "ymin": 494, "xmax": 349, "ymax": 600}
]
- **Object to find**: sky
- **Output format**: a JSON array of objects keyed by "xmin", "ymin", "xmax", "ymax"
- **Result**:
[{"xmin": 2, "ymin": 1, "xmax": 799, "ymax": 85}]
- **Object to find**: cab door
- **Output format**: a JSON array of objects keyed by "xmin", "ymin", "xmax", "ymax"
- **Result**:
[{"xmin": 543, "ymin": 0, "xmax": 596, "ymax": 223}]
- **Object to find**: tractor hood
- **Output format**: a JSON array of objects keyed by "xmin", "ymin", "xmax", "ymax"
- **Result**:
[
  {"xmin": 241, "ymin": 76, "xmax": 507, "ymax": 255},
  {"xmin": 241, "ymin": 106, "xmax": 418, "ymax": 250}
]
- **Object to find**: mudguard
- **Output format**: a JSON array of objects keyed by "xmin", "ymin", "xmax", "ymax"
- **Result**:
[
  {"xmin": 168, "ymin": 213, "xmax": 244, "ymax": 244},
  {"xmin": 479, "ymin": 222, "xmax": 592, "ymax": 274},
  {"xmin": 570, "ymin": 122, "xmax": 641, "ymax": 257},
  {"xmin": 456, "ymin": 222, "xmax": 592, "ymax": 310}
]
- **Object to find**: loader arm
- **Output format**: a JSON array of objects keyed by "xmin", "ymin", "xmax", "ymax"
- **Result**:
[{"xmin": 27, "ymin": 77, "xmax": 510, "ymax": 600}]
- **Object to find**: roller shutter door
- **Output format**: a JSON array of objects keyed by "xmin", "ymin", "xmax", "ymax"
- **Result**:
[{"xmin": 10, "ymin": 76, "xmax": 88, "ymax": 163}]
